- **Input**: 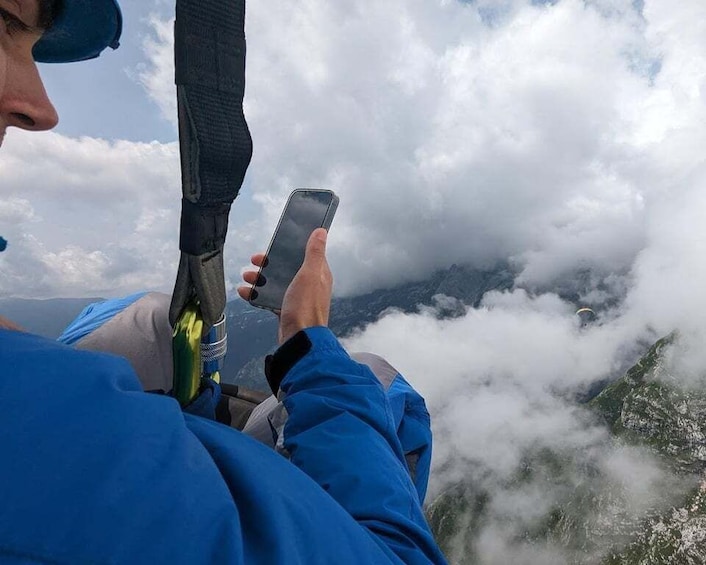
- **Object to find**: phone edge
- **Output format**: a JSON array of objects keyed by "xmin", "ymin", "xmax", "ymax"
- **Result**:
[{"xmin": 247, "ymin": 189, "xmax": 339, "ymax": 314}]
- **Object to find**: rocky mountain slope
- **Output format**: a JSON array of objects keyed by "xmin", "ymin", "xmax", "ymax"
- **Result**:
[
  {"xmin": 221, "ymin": 263, "xmax": 514, "ymax": 390},
  {"xmin": 427, "ymin": 336, "xmax": 706, "ymax": 564}
]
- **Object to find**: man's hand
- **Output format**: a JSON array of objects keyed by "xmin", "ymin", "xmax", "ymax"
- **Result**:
[
  {"xmin": 0, "ymin": 315, "xmax": 23, "ymax": 332},
  {"xmin": 238, "ymin": 228, "xmax": 333, "ymax": 344}
]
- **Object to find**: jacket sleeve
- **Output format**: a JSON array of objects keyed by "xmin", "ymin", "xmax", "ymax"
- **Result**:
[
  {"xmin": 268, "ymin": 326, "xmax": 447, "ymax": 565},
  {"xmin": 0, "ymin": 330, "xmax": 401, "ymax": 565}
]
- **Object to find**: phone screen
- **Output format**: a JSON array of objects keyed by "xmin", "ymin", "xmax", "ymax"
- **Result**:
[{"xmin": 250, "ymin": 189, "xmax": 338, "ymax": 311}]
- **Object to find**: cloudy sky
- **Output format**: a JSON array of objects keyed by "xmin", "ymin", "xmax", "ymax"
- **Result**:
[
  {"xmin": 4, "ymin": 0, "xmax": 702, "ymax": 303},
  {"xmin": 3, "ymin": 0, "xmax": 706, "ymax": 560}
]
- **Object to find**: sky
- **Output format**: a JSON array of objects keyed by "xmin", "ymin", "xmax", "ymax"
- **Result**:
[
  {"xmin": 3, "ymin": 0, "xmax": 690, "ymax": 302},
  {"xmin": 2, "ymin": 0, "xmax": 706, "ymax": 561}
]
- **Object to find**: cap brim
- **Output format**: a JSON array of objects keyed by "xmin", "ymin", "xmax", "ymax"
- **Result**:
[{"xmin": 33, "ymin": 0, "xmax": 123, "ymax": 64}]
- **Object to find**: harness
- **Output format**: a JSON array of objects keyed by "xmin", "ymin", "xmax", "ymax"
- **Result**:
[{"xmin": 169, "ymin": 0, "xmax": 252, "ymax": 405}]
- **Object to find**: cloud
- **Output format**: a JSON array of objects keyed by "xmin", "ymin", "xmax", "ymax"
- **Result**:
[
  {"xmin": 0, "ymin": 131, "xmax": 181, "ymax": 298},
  {"xmin": 130, "ymin": 0, "xmax": 667, "ymax": 296},
  {"xmin": 333, "ymin": 5, "xmax": 706, "ymax": 558},
  {"xmin": 10, "ymin": 0, "xmax": 703, "ymax": 305},
  {"xmin": 343, "ymin": 287, "xmax": 688, "ymax": 561},
  {"xmin": 137, "ymin": 13, "xmax": 178, "ymax": 126},
  {"xmin": 242, "ymin": 0, "xmax": 665, "ymax": 295},
  {"xmin": 0, "ymin": 198, "xmax": 37, "ymax": 225}
]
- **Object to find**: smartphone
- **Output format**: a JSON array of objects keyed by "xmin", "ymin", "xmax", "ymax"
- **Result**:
[{"xmin": 249, "ymin": 189, "xmax": 339, "ymax": 312}]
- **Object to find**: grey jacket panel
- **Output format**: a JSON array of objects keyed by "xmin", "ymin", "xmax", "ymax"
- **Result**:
[
  {"xmin": 242, "ymin": 351, "xmax": 402, "ymax": 450},
  {"xmin": 350, "ymin": 352, "xmax": 398, "ymax": 390},
  {"xmin": 75, "ymin": 292, "xmax": 174, "ymax": 393}
]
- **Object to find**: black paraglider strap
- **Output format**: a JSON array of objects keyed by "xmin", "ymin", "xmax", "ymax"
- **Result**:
[
  {"xmin": 170, "ymin": 0, "xmax": 252, "ymax": 331},
  {"xmin": 178, "ymin": 200, "xmax": 231, "ymax": 257}
]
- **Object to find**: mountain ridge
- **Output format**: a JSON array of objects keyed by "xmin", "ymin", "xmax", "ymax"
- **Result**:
[{"xmin": 428, "ymin": 334, "xmax": 706, "ymax": 564}]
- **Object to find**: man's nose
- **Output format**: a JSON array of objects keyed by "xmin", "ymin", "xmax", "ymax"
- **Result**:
[{"xmin": 1, "ymin": 58, "xmax": 59, "ymax": 132}]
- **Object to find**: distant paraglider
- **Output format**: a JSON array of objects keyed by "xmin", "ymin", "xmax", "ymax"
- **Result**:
[{"xmin": 576, "ymin": 307, "xmax": 597, "ymax": 327}]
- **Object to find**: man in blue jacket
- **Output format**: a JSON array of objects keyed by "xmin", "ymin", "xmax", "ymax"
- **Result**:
[
  {"xmin": 0, "ymin": 0, "xmax": 446, "ymax": 563},
  {"xmin": 57, "ymin": 290, "xmax": 434, "ymax": 504}
]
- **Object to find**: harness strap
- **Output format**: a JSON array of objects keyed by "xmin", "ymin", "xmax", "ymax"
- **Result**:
[
  {"xmin": 169, "ymin": 0, "xmax": 252, "ymax": 330},
  {"xmin": 169, "ymin": 0, "xmax": 252, "ymax": 404}
]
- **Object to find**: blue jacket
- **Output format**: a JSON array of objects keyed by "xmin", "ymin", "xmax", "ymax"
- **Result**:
[{"xmin": 0, "ymin": 327, "xmax": 446, "ymax": 564}]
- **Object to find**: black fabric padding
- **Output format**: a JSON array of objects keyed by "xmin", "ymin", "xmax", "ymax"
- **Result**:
[
  {"xmin": 170, "ymin": 0, "xmax": 253, "ymax": 329},
  {"xmin": 215, "ymin": 394, "xmax": 233, "ymax": 426},
  {"xmin": 220, "ymin": 383, "xmax": 240, "ymax": 398},
  {"xmin": 174, "ymin": 5, "xmax": 245, "ymax": 92},
  {"xmin": 217, "ymin": 384, "xmax": 271, "ymax": 429},
  {"xmin": 264, "ymin": 331, "xmax": 313, "ymax": 395},
  {"xmin": 169, "ymin": 249, "xmax": 227, "ymax": 330},
  {"xmin": 179, "ymin": 199, "xmax": 232, "ymax": 256},
  {"xmin": 220, "ymin": 383, "xmax": 270, "ymax": 405},
  {"xmin": 174, "ymin": 0, "xmax": 252, "ymax": 209}
]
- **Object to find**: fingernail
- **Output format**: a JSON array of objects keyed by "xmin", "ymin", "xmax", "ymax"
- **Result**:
[
  {"xmin": 256, "ymin": 274, "xmax": 267, "ymax": 287},
  {"xmin": 315, "ymin": 229, "xmax": 327, "ymax": 242},
  {"xmin": 250, "ymin": 289, "xmax": 259, "ymax": 300}
]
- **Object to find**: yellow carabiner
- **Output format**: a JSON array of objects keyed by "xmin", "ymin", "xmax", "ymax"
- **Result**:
[{"xmin": 172, "ymin": 299, "xmax": 204, "ymax": 406}]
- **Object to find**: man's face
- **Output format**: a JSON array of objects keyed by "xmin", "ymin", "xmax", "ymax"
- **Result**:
[{"xmin": 0, "ymin": 0, "xmax": 58, "ymax": 149}]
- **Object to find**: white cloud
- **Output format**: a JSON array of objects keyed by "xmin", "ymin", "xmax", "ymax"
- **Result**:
[
  {"xmin": 0, "ymin": 198, "xmax": 37, "ymax": 224},
  {"xmin": 343, "ymin": 287, "xmax": 685, "ymax": 561},
  {"xmin": 0, "ymin": 131, "xmax": 181, "ymax": 298},
  {"xmin": 137, "ymin": 13, "xmax": 178, "ymax": 126},
  {"xmin": 131, "ymin": 0, "xmax": 669, "ymax": 295},
  {"xmin": 0, "ymin": 0, "xmax": 699, "ymax": 304},
  {"xmin": 239, "ymin": 0, "xmax": 665, "ymax": 295},
  {"xmin": 12, "ymin": 0, "xmax": 701, "ymax": 305},
  {"xmin": 340, "ymin": 1, "xmax": 705, "ymax": 553}
]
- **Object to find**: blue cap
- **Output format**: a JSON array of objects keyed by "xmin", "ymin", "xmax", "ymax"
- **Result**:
[{"xmin": 33, "ymin": 0, "xmax": 123, "ymax": 63}]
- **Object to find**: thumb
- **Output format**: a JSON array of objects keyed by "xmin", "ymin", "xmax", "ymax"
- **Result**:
[{"xmin": 303, "ymin": 228, "xmax": 328, "ymax": 266}]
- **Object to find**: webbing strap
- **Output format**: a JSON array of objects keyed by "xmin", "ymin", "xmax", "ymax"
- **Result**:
[{"xmin": 169, "ymin": 0, "xmax": 252, "ymax": 331}]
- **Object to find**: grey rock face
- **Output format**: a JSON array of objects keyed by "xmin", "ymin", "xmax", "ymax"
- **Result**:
[
  {"xmin": 429, "ymin": 335, "xmax": 706, "ymax": 564},
  {"xmin": 594, "ymin": 336, "xmax": 706, "ymax": 475},
  {"xmin": 221, "ymin": 263, "xmax": 514, "ymax": 390}
]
